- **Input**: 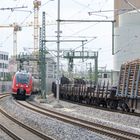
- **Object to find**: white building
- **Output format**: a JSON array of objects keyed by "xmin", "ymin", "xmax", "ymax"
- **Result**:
[
  {"xmin": 114, "ymin": 11, "xmax": 140, "ymax": 70},
  {"xmin": 0, "ymin": 51, "xmax": 9, "ymax": 80},
  {"xmin": 113, "ymin": 0, "xmax": 140, "ymax": 83}
]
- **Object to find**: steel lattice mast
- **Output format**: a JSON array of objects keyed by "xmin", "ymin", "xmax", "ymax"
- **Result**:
[{"xmin": 39, "ymin": 11, "xmax": 46, "ymax": 98}]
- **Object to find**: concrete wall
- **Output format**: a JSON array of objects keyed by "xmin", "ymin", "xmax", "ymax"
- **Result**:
[
  {"xmin": 114, "ymin": 12, "xmax": 140, "ymax": 70},
  {"xmin": 114, "ymin": 0, "xmax": 140, "ymax": 27}
]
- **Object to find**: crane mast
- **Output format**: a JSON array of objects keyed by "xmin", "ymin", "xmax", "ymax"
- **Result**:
[
  {"xmin": 33, "ymin": 0, "xmax": 41, "ymax": 53},
  {"xmin": 13, "ymin": 24, "xmax": 22, "ymax": 57},
  {"xmin": 0, "ymin": 23, "xmax": 22, "ymax": 57},
  {"xmin": 0, "ymin": 6, "xmax": 27, "ymax": 57}
]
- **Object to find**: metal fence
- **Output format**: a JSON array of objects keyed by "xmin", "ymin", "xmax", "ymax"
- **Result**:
[{"xmin": 0, "ymin": 81, "xmax": 12, "ymax": 93}]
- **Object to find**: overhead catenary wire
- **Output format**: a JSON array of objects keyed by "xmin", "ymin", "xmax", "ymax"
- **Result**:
[
  {"xmin": 61, "ymin": 0, "xmax": 111, "ymax": 38},
  {"xmin": 124, "ymin": 0, "xmax": 140, "ymax": 13},
  {"xmin": 0, "ymin": 0, "xmax": 56, "ymax": 49},
  {"xmin": 1, "ymin": 0, "xmax": 113, "ymax": 70},
  {"xmin": 0, "ymin": 3, "xmax": 29, "ymax": 47},
  {"xmin": 2, "ymin": 0, "xmax": 21, "ymax": 24},
  {"xmin": 99, "ymin": 0, "xmax": 109, "ymax": 11},
  {"xmin": 69, "ymin": 0, "xmax": 93, "ymax": 18}
]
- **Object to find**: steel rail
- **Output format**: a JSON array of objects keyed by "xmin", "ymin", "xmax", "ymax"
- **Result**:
[
  {"xmin": 16, "ymin": 100, "xmax": 140, "ymax": 140},
  {"xmin": 0, "ymin": 124, "xmax": 23, "ymax": 140},
  {"xmin": 0, "ymin": 95, "xmax": 54, "ymax": 140}
]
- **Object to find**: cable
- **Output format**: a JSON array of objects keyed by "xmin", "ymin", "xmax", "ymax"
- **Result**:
[
  {"xmin": 99, "ymin": 0, "xmax": 109, "ymax": 11},
  {"xmin": 0, "ymin": 1, "xmax": 31, "ymax": 47},
  {"xmin": 68, "ymin": 0, "xmax": 92, "ymax": 19},
  {"xmin": 71, "ymin": 0, "xmax": 91, "ymax": 8},
  {"xmin": 19, "ymin": 0, "xmax": 57, "ymax": 26},
  {"xmin": 0, "ymin": 32, "xmax": 13, "ymax": 47},
  {"xmin": 41, "ymin": 0, "xmax": 54, "ymax": 7},
  {"xmin": 124, "ymin": 0, "xmax": 140, "ymax": 13},
  {"xmin": 67, "ymin": 23, "xmax": 99, "ymax": 37},
  {"xmin": 62, "ymin": 37, "xmax": 97, "ymax": 52},
  {"xmin": 1, "ymin": 0, "xmax": 20, "ymax": 23},
  {"xmin": 20, "ymin": 11, "xmax": 33, "ymax": 25},
  {"xmin": 114, "ymin": 0, "xmax": 139, "ymax": 18}
]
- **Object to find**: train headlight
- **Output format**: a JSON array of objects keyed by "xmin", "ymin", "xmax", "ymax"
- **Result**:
[
  {"xmin": 26, "ymin": 85, "xmax": 28, "ymax": 88},
  {"xmin": 16, "ymin": 84, "xmax": 18, "ymax": 87}
]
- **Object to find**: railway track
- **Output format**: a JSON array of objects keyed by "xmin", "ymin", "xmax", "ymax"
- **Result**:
[
  {"xmin": 61, "ymin": 98, "xmax": 140, "ymax": 117},
  {"xmin": 16, "ymin": 99, "xmax": 140, "ymax": 140},
  {"xmin": 0, "ymin": 123, "xmax": 23, "ymax": 140},
  {"xmin": 0, "ymin": 94, "xmax": 54, "ymax": 140}
]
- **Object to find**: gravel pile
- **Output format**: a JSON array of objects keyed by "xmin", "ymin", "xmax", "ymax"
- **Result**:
[{"xmin": 0, "ymin": 96, "xmax": 113, "ymax": 140}]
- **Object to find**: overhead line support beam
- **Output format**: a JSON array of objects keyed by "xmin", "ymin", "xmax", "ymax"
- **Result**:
[
  {"xmin": 58, "ymin": 19, "xmax": 116, "ymax": 23},
  {"xmin": 42, "ymin": 39, "xmax": 87, "ymax": 42},
  {"xmin": 58, "ymin": 19, "xmax": 116, "ymax": 55}
]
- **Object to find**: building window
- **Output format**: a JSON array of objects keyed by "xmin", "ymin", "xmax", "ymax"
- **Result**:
[
  {"xmin": 0, "ymin": 54, "xmax": 2, "ymax": 60},
  {"xmin": 1, "ymin": 54, "xmax": 3, "ymax": 60},
  {"xmin": 0, "ymin": 54, "xmax": 8, "ymax": 60},
  {"xmin": 3, "ymin": 63, "xmax": 7, "ymax": 68},
  {"xmin": 104, "ymin": 73, "xmax": 108, "ymax": 78},
  {"xmin": 6, "ymin": 55, "xmax": 8, "ymax": 60}
]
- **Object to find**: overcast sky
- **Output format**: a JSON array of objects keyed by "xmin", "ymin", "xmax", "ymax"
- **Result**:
[{"xmin": 0, "ymin": 0, "xmax": 114, "ymax": 70}]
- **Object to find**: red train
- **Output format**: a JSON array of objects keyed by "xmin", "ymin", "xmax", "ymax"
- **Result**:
[{"xmin": 12, "ymin": 71, "xmax": 40, "ymax": 99}]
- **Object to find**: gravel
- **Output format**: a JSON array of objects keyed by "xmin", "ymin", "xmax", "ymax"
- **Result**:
[
  {"xmin": 0, "ymin": 129, "xmax": 13, "ymax": 140},
  {"xmin": 35, "ymin": 94, "xmax": 140, "ymax": 135},
  {"xmin": 1, "ymin": 94, "xmax": 140, "ymax": 140},
  {"xmin": 0, "ymin": 95, "xmax": 113, "ymax": 140}
]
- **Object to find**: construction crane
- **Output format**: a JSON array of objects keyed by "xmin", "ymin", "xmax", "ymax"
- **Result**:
[
  {"xmin": 0, "ymin": 22, "xmax": 34, "ymax": 57},
  {"xmin": 0, "ymin": 6, "xmax": 28, "ymax": 57},
  {"xmin": 0, "ymin": 6, "xmax": 27, "ymax": 11},
  {"xmin": 0, "ymin": 23, "xmax": 21, "ymax": 57},
  {"xmin": 33, "ymin": 0, "xmax": 41, "ymax": 53},
  {"xmin": 13, "ymin": 23, "xmax": 22, "ymax": 57}
]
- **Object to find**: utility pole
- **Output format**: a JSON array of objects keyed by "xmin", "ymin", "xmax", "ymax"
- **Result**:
[
  {"xmin": 53, "ymin": 0, "xmax": 63, "ymax": 108},
  {"xmin": 89, "ymin": 62, "xmax": 92, "ymax": 81},
  {"xmin": 56, "ymin": 0, "xmax": 61, "ymax": 106},
  {"xmin": 94, "ymin": 51, "xmax": 98, "ymax": 84},
  {"xmin": 56, "ymin": 0, "xmax": 60, "ymax": 105},
  {"xmin": 82, "ymin": 41, "xmax": 84, "ymax": 62}
]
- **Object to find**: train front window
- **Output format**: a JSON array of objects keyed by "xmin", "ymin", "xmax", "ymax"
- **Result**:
[{"xmin": 16, "ymin": 73, "xmax": 30, "ymax": 84}]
